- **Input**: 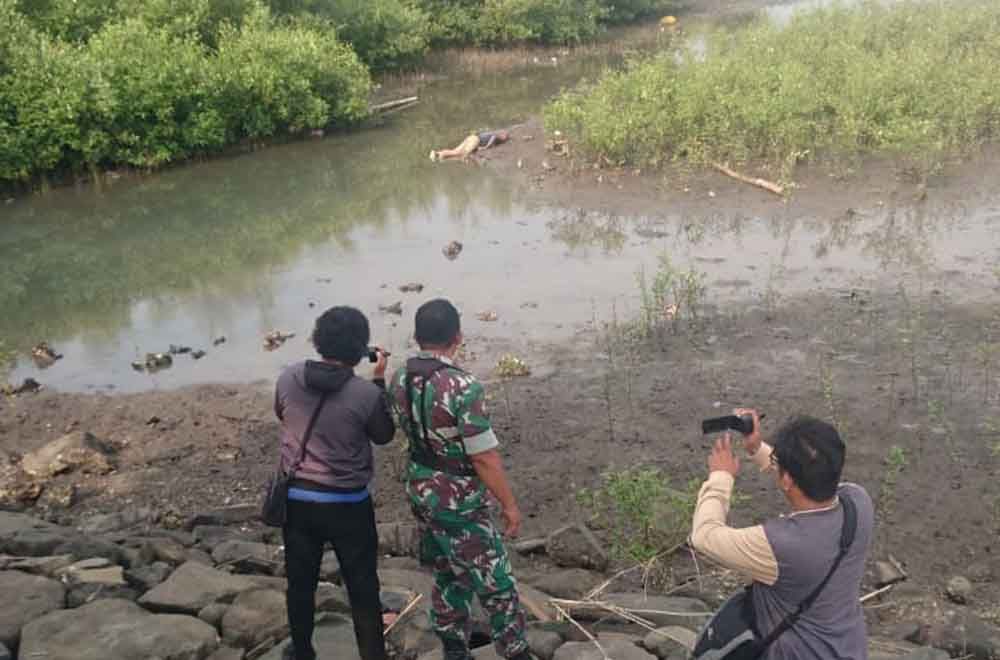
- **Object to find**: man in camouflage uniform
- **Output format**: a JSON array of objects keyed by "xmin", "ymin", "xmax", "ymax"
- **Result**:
[{"xmin": 389, "ymin": 299, "xmax": 531, "ymax": 660}]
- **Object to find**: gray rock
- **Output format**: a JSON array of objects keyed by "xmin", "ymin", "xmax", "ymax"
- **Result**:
[
  {"xmin": 554, "ymin": 640, "xmax": 656, "ymax": 660},
  {"xmin": 915, "ymin": 610, "xmax": 1000, "ymax": 660},
  {"xmin": 198, "ymin": 603, "xmax": 229, "ymax": 629},
  {"xmin": 221, "ymin": 588, "xmax": 288, "ymax": 648},
  {"xmin": 0, "ymin": 641, "xmax": 10, "ymax": 660},
  {"xmin": 317, "ymin": 582, "xmax": 352, "ymax": 613},
  {"xmin": 207, "ymin": 647, "xmax": 244, "ymax": 660},
  {"xmin": 380, "ymin": 556, "xmax": 421, "ymax": 571},
  {"xmin": 138, "ymin": 560, "xmax": 257, "ymax": 614},
  {"xmin": 547, "ymin": 525, "xmax": 609, "ymax": 572},
  {"xmin": 604, "ymin": 594, "xmax": 709, "ymax": 628},
  {"xmin": 188, "ymin": 505, "xmax": 259, "ymax": 529},
  {"xmin": 900, "ymin": 650, "xmax": 950, "ymax": 660},
  {"xmin": 379, "ymin": 569, "xmax": 435, "ymax": 602},
  {"xmin": 531, "ymin": 569, "xmax": 604, "ymax": 599},
  {"xmin": 78, "ymin": 508, "xmax": 155, "ymax": 535},
  {"xmin": 194, "ymin": 525, "xmax": 256, "ymax": 549},
  {"xmin": 321, "ymin": 550, "xmax": 341, "ymax": 582},
  {"xmin": 0, "ymin": 570, "xmax": 66, "ymax": 648},
  {"xmin": 20, "ymin": 431, "xmax": 115, "ymax": 478},
  {"xmin": 126, "ymin": 561, "xmax": 173, "ymax": 591},
  {"xmin": 60, "ymin": 560, "xmax": 127, "ymax": 586},
  {"xmin": 528, "ymin": 629, "xmax": 564, "ymax": 660},
  {"xmin": 946, "ymin": 576, "xmax": 973, "ymax": 604},
  {"xmin": 262, "ymin": 615, "xmax": 359, "ymax": 660},
  {"xmin": 4, "ymin": 554, "xmax": 75, "ymax": 577},
  {"xmin": 19, "ymin": 598, "xmax": 218, "ymax": 660},
  {"xmin": 138, "ymin": 536, "xmax": 190, "ymax": 566},
  {"xmin": 379, "ymin": 522, "xmax": 421, "ymax": 557},
  {"xmin": 66, "ymin": 583, "xmax": 140, "ymax": 608},
  {"xmin": 212, "ymin": 540, "xmax": 283, "ymax": 574},
  {"xmin": 875, "ymin": 560, "xmax": 906, "ymax": 587},
  {"xmin": 519, "ymin": 584, "xmax": 559, "ymax": 621},
  {"xmin": 641, "ymin": 626, "xmax": 697, "ymax": 658},
  {"xmin": 0, "ymin": 511, "xmax": 125, "ymax": 563}
]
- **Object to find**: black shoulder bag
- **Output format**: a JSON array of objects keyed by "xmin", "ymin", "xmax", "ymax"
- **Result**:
[
  {"xmin": 403, "ymin": 358, "xmax": 477, "ymax": 477},
  {"xmin": 692, "ymin": 495, "xmax": 858, "ymax": 660},
  {"xmin": 260, "ymin": 390, "xmax": 332, "ymax": 527}
]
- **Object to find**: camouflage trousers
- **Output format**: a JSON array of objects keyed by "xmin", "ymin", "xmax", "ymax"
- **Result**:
[{"xmin": 411, "ymin": 503, "xmax": 528, "ymax": 658}]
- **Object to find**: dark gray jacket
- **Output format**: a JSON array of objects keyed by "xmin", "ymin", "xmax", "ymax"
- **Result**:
[
  {"xmin": 753, "ymin": 483, "xmax": 874, "ymax": 660},
  {"xmin": 275, "ymin": 360, "xmax": 394, "ymax": 490}
]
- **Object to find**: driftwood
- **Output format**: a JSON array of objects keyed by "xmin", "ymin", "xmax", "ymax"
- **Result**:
[
  {"xmin": 384, "ymin": 594, "xmax": 423, "ymax": 635},
  {"xmin": 550, "ymin": 601, "xmax": 610, "ymax": 660},
  {"xmin": 549, "ymin": 598, "xmax": 710, "ymax": 622},
  {"xmin": 512, "ymin": 537, "xmax": 547, "ymax": 555},
  {"xmin": 371, "ymin": 96, "xmax": 419, "ymax": 113},
  {"xmin": 712, "ymin": 162, "xmax": 785, "ymax": 196}
]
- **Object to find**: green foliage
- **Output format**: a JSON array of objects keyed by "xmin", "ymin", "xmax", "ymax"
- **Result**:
[
  {"xmin": 214, "ymin": 14, "xmax": 370, "ymax": 139},
  {"xmin": 603, "ymin": 0, "xmax": 678, "ymax": 24},
  {"xmin": 578, "ymin": 468, "xmax": 700, "ymax": 562},
  {"xmin": 545, "ymin": 0, "xmax": 1000, "ymax": 179},
  {"xmin": 15, "ymin": 0, "xmax": 125, "ymax": 42},
  {"xmin": 0, "ymin": 0, "xmax": 370, "ymax": 182},
  {"xmin": 476, "ymin": 0, "xmax": 606, "ymax": 45},
  {"xmin": 635, "ymin": 254, "xmax": 706, "ymax": 339},
  {"xmin": 130, "ymin": 0, "xmax": 261, "ymax": 48}
]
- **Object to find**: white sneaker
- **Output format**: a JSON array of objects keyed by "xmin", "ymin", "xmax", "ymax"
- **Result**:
[{"xmin": 429, "ymin": 150, "xmax": 437, "ymax": 162}]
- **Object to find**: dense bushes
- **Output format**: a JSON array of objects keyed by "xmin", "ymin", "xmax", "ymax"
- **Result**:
[
  {"xmin": 545, "ymin": 0, "xmax": 1000, "ymax": 178},
  {"xmin": 0, "ymin": 0, "xmax": 371, "ymax": 183},
  {"xmin": 1, "ymin": 0, "xmax": 680, "ymax": 184}
]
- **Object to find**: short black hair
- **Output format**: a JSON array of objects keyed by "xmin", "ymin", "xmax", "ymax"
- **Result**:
[
  {"xmin": 311, "ymin": 306, "xmax": 370, "ymax": 365},
  {"xmin": 773, "ymin": 416, "xmax": 845, "ymax": 501},
  {"xmin": 415, "ymin": 299, "xmax": 461, "ymax": 347}
]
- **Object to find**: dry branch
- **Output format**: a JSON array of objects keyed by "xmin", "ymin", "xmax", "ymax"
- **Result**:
[
  {"xmin": 551, "ymin": 600, "xmax": 610, "ymax": 660},
  {"xmin": 712, "ymin": 162, "xmax": 785, "ymax": 196},
  {"xmin": 384, "ymin": 594, "xmax": 423, "ymax": 635},
  {"xmin": 371, "ymin": 96, "xmax": 419, "ymax": 113}
]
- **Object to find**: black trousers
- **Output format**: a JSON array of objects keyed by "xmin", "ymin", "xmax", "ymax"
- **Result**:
[{"xmin": 283, "ymin": 497, "xmax": 386, "ymax": 660}]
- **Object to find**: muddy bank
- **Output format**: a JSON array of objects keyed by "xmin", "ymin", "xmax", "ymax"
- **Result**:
[{"xmin": 4, "ymin": 281, "xmax": 1000, "ymax": 623}]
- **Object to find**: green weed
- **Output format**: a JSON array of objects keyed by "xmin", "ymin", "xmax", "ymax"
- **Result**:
[
  {"xmin": 634, "ymin": 254, "xmax": 706, "ymax": 339},
  {"xmin": 545, "ymin": 0, "xmax": 1000, "ymax": 180},
  {"xmin": 879, "ymin": 445, "xmax": 907, "ymax": 514},
  {"xmin": 578, "ymin": 468, "xmax": 702, "ymax": 562}
]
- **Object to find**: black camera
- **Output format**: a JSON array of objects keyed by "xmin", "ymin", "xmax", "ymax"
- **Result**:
[
  {"xmin": 367, "ymin": 347, "xmax": 391, "ymax": 363},
  {"xmin": 701, "ymin": 414, "xmax": 762, "ymax": 435}
]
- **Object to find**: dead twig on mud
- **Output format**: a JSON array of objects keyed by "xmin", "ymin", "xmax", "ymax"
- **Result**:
[
  {"xmin": 384, "ymin": 594, "xmax": 423, "ymax": 635},
  {"xmin": 860, "ymin": 584, "xmax": 895, "ymax": 603},
  {"xmin": 584, "ymin": 542, "xmax": 685, "ymax": 601},
  {"xmin": 550, "ymin": 600, "xmax": 610, "ymax": 660},
  {"xmin": 371, "ymin": 96, "xmax": 419, "ymax": 113},
  {"xmin": 712, "ymin": 162, "xmax": 785, "ymax": 197}
]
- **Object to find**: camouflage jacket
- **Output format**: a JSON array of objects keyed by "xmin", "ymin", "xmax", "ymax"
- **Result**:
[{"xmin": 388, "ymin": 352, "xmax": 499, "ymax": 516}]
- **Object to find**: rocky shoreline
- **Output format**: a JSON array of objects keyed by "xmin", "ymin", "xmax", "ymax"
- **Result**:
[{"xmin": 2, "ymin": 430, "xmax": 999, "ymax": 660}]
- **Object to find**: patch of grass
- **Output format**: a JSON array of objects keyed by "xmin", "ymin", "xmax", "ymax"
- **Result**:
[
  {"xmin": 0, "ymin": 341, "xmax": 13, "ymax": 384},
  {"xmin": 879, "ymin": 445, "xmax": 907, "ymax": 514},
  {"xmin": 634, "ymin": 254, "xmax": 706, "ymax": 340},
  {"xmin": 578, "ymin": 468, "xmax": 701, "ymax": 562},
  {"xmin": 545, "ymin": 0, "xmax": 1000, "ymax": 180}
]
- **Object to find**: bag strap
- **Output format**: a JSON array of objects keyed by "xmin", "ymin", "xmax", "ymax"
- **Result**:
[
  {"xmin": 757, "ymin": 494, "xmax": 858, "ymax": 653},
  {"xmin": 404, "ymin": 359, "xmax": 475, "ymax": 476},
  {"xmin": 289, "ymin": 390, "xmax": 333, "ymax": 474}
]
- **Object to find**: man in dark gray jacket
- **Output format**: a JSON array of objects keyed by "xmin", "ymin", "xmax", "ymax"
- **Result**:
[
  {"xmin": 274, "ymin": 306, "xmax": 395, "ymax": 660},
  {"xmin": 691, "ymin": 410, "xmax": 874, "ymax": 660}
]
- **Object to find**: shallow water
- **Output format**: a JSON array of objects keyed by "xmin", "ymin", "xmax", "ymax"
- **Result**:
[{"xmin": 2, "ymin": 2, "xmax": 998, "ymax": 393}]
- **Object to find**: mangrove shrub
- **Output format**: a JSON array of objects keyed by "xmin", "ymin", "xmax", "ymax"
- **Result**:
[{"xmin": 545, "ymin": 0, "xmax": 1000, "ymax": 178}]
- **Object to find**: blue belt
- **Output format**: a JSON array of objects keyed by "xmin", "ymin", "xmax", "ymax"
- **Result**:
[{"xmin": 288, "ymin": 486, "xmax": 370, "ymax": 503}]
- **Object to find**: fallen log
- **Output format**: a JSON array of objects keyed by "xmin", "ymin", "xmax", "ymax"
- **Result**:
[
  {"xmin": 371, "ymin": 96, "xmax": 419, "ymax": 113},
  {"xmin": 712, "ymin": 162, "xmax": 785, "ymax": 197}
]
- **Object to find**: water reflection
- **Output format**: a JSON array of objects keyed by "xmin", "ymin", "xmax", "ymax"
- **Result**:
[{"xmin": 2, "ymin": 5, "xmax": 995, "ymax": 392}]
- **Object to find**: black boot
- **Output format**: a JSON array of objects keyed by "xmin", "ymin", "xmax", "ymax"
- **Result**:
[{"xmin": 442, "ymin": 637, "xmax": 474, "ymax": 660}]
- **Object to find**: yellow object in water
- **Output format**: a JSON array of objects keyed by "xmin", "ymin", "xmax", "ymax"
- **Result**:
[{"xmin": 660, "ymin": 15, "xmax": 678, "ymax": 26}]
